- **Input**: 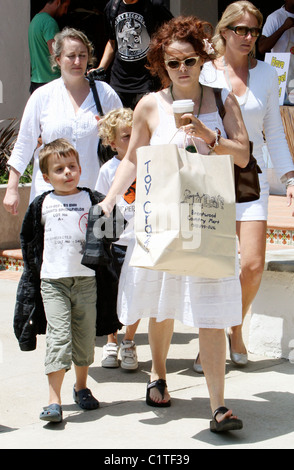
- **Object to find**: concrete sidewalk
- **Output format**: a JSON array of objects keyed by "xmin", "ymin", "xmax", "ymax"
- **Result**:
[{"xmin": 0, "ymin": 277, "xmax": 294, "ymax": 450}]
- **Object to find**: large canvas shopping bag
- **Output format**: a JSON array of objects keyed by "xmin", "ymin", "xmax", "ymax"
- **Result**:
[{"xmin": 129, "ymin": 144, "xmax": 236, "ymax": 279}]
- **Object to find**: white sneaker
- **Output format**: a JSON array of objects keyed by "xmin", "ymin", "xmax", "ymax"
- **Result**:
[
  {"xmin": 101, "ymin": 343, "xmax": 119, "ymax": 368},
  {"xmin": 120, "ymin": 340, "xmax": 138, "ymax": 370}
]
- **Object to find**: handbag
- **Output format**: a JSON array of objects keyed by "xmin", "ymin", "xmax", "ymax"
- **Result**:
[
  {"xmin": 88, "ymin": 74, "xmax": 116, "ymax": 164},
  {"xmin": 213, "ymin": 88, "xmax": 262, "ymax": 203},
  {"xmin": 234, "ymin": 141, "xmax": 262, "ymax": 203},
  {"xmin": 130, "ymin": 143, "xmax": 237, "ymax": 279}
]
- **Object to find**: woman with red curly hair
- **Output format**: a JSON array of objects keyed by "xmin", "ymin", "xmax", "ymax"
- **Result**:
[{"xmin": 99, "ymin": 16, "xmax": 249, "ymax": 433}]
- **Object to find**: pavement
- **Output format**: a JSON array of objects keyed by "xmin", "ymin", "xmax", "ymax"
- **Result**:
[{"xmin": 0, "ymin": 275, "xmax": 294, "ymax": 452}]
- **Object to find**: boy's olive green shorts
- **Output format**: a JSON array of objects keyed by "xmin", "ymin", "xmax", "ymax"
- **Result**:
[{"xmin": 41, "ymin": 276, "xmax": 97, "ymax": 375}]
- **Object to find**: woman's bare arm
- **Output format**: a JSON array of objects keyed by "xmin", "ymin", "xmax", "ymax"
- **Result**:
[{"xmin": 99, "ymin": 94, "xmax": 156, "ymax": 215}]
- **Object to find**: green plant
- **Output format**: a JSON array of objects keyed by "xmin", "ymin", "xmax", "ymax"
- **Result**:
[{"xmin": 0, "ymin": 118, "xmax": 33, "ymax": 184}]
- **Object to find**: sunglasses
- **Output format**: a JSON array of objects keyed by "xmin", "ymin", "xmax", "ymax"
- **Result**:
[
  {"xmin": 227, "ymin": 25, "xmax": 262, "ymax": 38},
  {"xmin": 164, "ymin": 56, "xmax": 200, "ymax": 70}
]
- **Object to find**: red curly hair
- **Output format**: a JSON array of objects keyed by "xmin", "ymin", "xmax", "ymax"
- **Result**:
[{"xmin": 147, "ymin": 16, "xmax": 216, "ymax": 88}]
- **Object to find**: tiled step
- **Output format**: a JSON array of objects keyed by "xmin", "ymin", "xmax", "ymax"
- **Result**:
[
  {"xmin": 266, "ymin": 195, "xmax": 294, "ymax": 248},
  {"xmin": 0, "ymin": 249, "xmax": 24, "ymax": 273}
]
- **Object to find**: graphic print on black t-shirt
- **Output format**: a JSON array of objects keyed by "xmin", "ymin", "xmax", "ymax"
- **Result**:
[{"xmin": 115, "ymin": 12, "xmax": 150, "ymax": 62}]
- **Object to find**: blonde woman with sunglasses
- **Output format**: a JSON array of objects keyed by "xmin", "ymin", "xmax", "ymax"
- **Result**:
[
  {"xmin": 199, "ymin": 1, "xmax": 294, "ymax": 371},
  {"xmin": 99, "ymin": 16, "xmax": 249, "ymax": 433}
]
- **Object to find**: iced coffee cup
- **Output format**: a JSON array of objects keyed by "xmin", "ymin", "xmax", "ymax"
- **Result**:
[{"xmin": 172, "ymin": 99, "xmax": 194, "ymax": 128}]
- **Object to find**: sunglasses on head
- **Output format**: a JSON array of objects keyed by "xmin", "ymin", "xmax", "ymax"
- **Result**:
[
  {"xmin": 164, "ymin": 56, "xmax": 200, "ymax": 70},
  {"xmin": 227, "ymin": 25, "xmax": 261, "ymax": 37}
]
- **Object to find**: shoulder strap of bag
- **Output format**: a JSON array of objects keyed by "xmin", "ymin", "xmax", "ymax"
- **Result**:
[
  {"xmin": 88, "ymin": 77, "xmax": 104, "ymax": 117},
  {"xmin": 213, "ymin": 88, "xmax": 226, "ymax": 120},
  {"xmin": 213, "ymin": 88, "xmax": 258, "ymax": 172}
]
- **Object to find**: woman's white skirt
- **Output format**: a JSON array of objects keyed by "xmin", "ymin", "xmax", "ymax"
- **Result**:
[{"xmin": 117, "ymin": 239, "xmax": 242, "ymax": 329}]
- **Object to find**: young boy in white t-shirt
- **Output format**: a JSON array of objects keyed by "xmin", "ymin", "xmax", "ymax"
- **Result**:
[
  {"xmin": 38, "ymin": 138, "xmax": 99, "ymax": 423},
  {"xmin": 95, "ymin": 108, "xmax": 140, "ymax": 370}
]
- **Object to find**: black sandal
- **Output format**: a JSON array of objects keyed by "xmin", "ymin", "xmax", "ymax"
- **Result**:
[
  {"xmin": 210, "ymin": 406, "xmax": 243, "ymax": 433},
  {"xmin": 73, "ymin": 386, "xmax": 99, "ymax": 410},
  {"xmin": 146, "ymin": 379, "xmax": 171, "ymax": 408}
]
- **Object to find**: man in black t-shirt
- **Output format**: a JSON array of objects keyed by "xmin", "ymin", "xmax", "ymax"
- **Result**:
[{"xmin": 96, "ymin": 0, "xmax": 173, "ymax": 109}]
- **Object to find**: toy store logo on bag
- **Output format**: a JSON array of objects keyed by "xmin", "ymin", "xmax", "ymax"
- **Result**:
[
  {"xmin": 141, "ymin": 159, "xmax": 202, "ymax": 251},
  {"xmin": 181, "ymin": 190, "xmax": 225, "ymax": 232},
  {"xmin": 142, "ymin": 160, "xmax": 152, "ymax": 249}
]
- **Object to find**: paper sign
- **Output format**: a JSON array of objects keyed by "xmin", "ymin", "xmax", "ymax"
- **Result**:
[{"xmin": 265, "ymin": 52, "xmax": 291, "ymax": 105}]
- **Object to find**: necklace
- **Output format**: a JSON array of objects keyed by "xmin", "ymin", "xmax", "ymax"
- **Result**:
[
  {"xmin": 222, "ymin": 56, "xmax": 250, "ymax": 106},
  {"xmin": 170, "ymin": 83, "xmax": 203, "ymax": 118}
]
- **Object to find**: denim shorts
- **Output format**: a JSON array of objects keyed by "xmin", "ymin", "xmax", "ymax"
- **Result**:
[{"xmin": 41, "ymin": 276, "xmax": 97, "ymax": 375}]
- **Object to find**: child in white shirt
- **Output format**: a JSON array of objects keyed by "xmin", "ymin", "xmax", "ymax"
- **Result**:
[
  {"xmin": 95, "ymin": 108, "xmax": 140, "ymax": 370},
  {"xmin": 38, "ymin": 138, "xmax": 99, "ymax": 423}
]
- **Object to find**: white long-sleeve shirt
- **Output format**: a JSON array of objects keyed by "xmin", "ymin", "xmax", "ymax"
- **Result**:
[
  {"xmin": 200, "ymin": 60, "xmax": 294, "ymax": 181},
  {"xmin": 9, "ymin": 77, "xmax": 122, "ymax": 202}
]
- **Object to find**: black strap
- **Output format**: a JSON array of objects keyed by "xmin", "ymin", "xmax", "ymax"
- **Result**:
[
  {"xmin": 213, "ymin": 88, "xmax": 226, "ymax": 120},
  {"xmin": 213, "ymin": 406, "xmax": 229, "ymax": 420},
  {"xmin": 213, "ymin": 88, "xmax": 260, "ymax": 174},
  {"xmin": 88, "ymin": 78, "xmax": 104, "ymax": 117}
]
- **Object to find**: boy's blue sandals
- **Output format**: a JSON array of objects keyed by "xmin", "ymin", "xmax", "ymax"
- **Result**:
[
  {"xmin": 73, "ymin": 386, "xmax": 100, "ymax": 410},
  {"xmin": 39, "ymin": 387, "xmax": 99, "ymax": 423},
  {"xmin": 39, "ymin": 404, "xmax": 63, "ymax": 423}
]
